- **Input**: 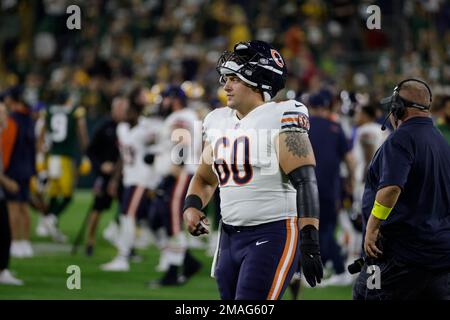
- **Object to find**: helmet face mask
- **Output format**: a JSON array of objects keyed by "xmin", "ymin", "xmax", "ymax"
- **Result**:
[
  {"xmin": 216, "ymin": 41, "xmax": 287, "ymax": 101},
  {"xmin": 217, "ymin": 52, "xmax": 247, "ymax": 85}
]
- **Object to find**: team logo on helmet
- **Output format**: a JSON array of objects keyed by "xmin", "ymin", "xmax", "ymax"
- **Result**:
[{"xmin": 270, "ymin": 49, "xmax": 284, "ymax": 68}]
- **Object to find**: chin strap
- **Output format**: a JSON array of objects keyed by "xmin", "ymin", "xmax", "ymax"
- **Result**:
[{"xmin": 262, "ymin": 91, "xmax": 272, "ymax": 102}]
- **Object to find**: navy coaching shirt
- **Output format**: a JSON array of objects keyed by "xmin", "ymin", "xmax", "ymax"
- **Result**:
[
  {"xmin": 309, "ymin": 116, "xmax": 350, "ymax": 206},
  {"xmin": 362, "ymin": 116, "xmax": 450, "ymax": 270}
]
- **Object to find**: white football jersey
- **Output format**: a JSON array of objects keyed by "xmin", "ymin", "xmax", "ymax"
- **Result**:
[
  {"xmin": 353, "ymin": 122, "xmax": 387, "ymax": 183},
  {"xmin": 352, "ymin": 122, "xmax": 388, "ymax": 207},
  {"xmin": 203, "ymin": 100, "xmax": 310, "ymax": 226},
  {"xmin": 117, "ymin": 116, "xmax": 163, "ymax": 188},
  {"xmin": 153, "ymin": 108, "xmax": 201, "ymax": 176}
]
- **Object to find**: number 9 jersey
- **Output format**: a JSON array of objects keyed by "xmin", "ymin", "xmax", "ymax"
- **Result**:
[
  {"xmin": 45, "ymin": 104, "xmax": 86, "ymax": 157},
  {"xmin": 203, "ymin": 100, "xmax": 310, "ymax": 226}
]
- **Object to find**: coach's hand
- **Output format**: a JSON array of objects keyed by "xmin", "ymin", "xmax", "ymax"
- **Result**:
[
  {"xmin": 364, "ymin": 227, "xmax": 383, "ymax": 259},
  {"xmin": 184, "ymin": 208, "xmax": 209, "ymax": 236},
  {"xmin": 300, "ymin": 225, "xmax": 323, "ymax": 287}
]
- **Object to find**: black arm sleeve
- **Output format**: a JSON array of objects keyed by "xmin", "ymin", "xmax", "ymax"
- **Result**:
[{"xmin": 287, "ymin": 165, "xmax": 320, "ymax": 219}]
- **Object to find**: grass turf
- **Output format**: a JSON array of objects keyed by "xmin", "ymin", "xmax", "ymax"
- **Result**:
[{"xmin": 0, "ymin": 190, "xmax": 352, "ymax": 300}]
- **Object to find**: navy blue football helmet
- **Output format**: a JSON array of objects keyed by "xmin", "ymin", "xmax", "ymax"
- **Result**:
[{"xmin": 216, "ymin": 40, "xmax": 287, "ymax": 101}]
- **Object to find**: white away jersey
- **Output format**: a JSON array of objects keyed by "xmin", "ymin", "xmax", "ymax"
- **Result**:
[
  {"xmin": 352, "ymin": 122, "xmax": 388, "ymax": 207},
  {"xmin": 153, "ymin": 108, "xmax": 201, "ymax": 176},
  {"xmin": 203, "ymin": 100, "xmax": 310, "ymax": 226},
  {"xmin": 117, "ymin": 116, "xmax": 163, "ymax": 188},
  {"xmin": 353, "ymin": 122, "xmax": 388, "ymax": 183}
]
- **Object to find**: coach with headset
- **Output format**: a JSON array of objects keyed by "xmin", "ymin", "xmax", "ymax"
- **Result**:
[{"xmin": 352, "ymin": 79, "xmax": 450, "ymax": 300}]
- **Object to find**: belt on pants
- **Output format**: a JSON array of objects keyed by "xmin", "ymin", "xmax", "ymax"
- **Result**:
[{"xmin": 221, "ymin": 223, "xmax": 258, "ymax": 233}]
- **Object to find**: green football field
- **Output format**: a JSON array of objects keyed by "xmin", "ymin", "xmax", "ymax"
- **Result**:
[{"xmin": 0, "ymin": 190, "xmax": 352, "ymax": 300}]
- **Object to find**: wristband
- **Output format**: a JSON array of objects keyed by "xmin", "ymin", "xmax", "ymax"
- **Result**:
[
  {"xmin": 183, "ymin": 194, "xmax": 203, "ymax": 213},
  {"xmin": 371, "ymin": 200, "xmax": 393, "ymax": 220}
]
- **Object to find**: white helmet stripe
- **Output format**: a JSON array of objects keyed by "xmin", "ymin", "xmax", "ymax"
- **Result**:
[
  {"xmin": 220, "ymin": 68, "xmax": 272, "ymax": 89},
  {"xmin": 249, "ymin": 62, "xmax": 283, "ymax": 75},
  {"xmin": 235, "ymin": 73, "xmax": 258, "ymax": 87},
  {"xmin": 259, "ymin": 64, "xmax": 283, "ymax": 75}
]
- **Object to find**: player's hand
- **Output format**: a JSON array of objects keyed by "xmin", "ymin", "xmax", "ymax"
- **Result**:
[
  {"xmin": 79, "ymin": 156, "xmax": 92, "ymax": 175},
  {"xmin": 300, "ymin": 225, "xmax": 323, "ymax": 287},
  {"xmin": 1, "ymin": 176, "xmax": 19, "ymax": 194},
  {"xmin": 364, "ymin": 228, "xmax": 383, "ymax": 259},
  {"xmin": 36, "ymin": 152, "xmax": 46, "ymax": 173},
  {"xmin": 100, "ymin": 161, "xmax": 114, "ymax": 175},
  {"xmin": 183, "ymin": 208, "xmax": 209, "ymax": 236},
  {"xmin": 107, "ymin": 179, "xmax": 118, "ymax": 198}
]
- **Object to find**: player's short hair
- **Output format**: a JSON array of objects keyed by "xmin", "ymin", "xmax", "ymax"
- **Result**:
[
  {"xmin": 1, "ymin": 85, "xmax": 26, "ymax": 104},
  {"xmin": 308, "ymin": 93, "xmax": 326, "ymax": 109},
  {"xmin": 45, "ymin": 88, "xmax": 70, "ymax": 105},
  {"xmin": 162, "ymin": 85, "xmax": 187, "ymax": 107},
  {"xmin": 361, "ymin": 104, "xmax": 377, "ymax": 119}
]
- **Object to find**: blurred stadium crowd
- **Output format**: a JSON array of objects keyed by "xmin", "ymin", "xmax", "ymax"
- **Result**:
[
  {"xmin": 0, "ymin": 0, "xmax": 450, "ymax": 292},
  {"xmin": 1, "ymin": 0, "xmax": 450, "ymax": 115}
]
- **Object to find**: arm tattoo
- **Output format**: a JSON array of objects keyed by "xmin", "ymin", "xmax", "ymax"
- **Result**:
[{"xmin": 284, "ymin": 131, "xmax": 312, "ymax": 158}]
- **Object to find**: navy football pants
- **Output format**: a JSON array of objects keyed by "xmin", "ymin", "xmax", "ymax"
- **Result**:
[{"xmin": 215, "ymin": 217, "xmax": 299, "ymax": 300}]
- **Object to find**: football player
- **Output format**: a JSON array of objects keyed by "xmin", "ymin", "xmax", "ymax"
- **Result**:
[
  {"xmin": 100, "ymin": 86, "xmax": 162, "ymax": 271},
  {"xmin": 183, "ymin": 40, "xmax": 323, "ymax": 299},
  {"xmin": 37, "ymin": 89, "xmax": 90, "ymax": 242},
  {"xmin": 147, "ymin": 85, "xmax": 202, "ymax": 287},
  {"xmin": 83, "ymin": 96, "xmax": 128, "ymax": 256},
  {"xmin": 1, "ymin": 87, "xmax": 36, "ymax": 258},
  {"xmin": 0, "ymin": 100, "xmax": 24, "ymax": 284},
  {"xmin": 347, "ymin": 104, "xmax": 387, "ymax": 264}
]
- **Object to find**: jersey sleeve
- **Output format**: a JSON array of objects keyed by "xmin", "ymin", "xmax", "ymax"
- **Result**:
[
  {"xmin": 378, "ymin": 132, "xmax": 413, "ymax": 190},
  {"xmin": 279, "ymin": 100, "xmax": 310, "ymax": 134},
  {"xmin": 202, "ymin": 110, "xmax": 214, "ymax": 145},
  {"xmin": 139, "ymin": 118, "xmax": 158, "ymax": 144},
  {"xmin": 170, "ymin": 111, "xmax": 197, "ymax": 131},
  {"xmin": 116, "ymin": 123, "xmax": 126, "ymax": 145},
  {"xmin": 359, "ymin": 126, "xmax": 379, "ymax": 146}
]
